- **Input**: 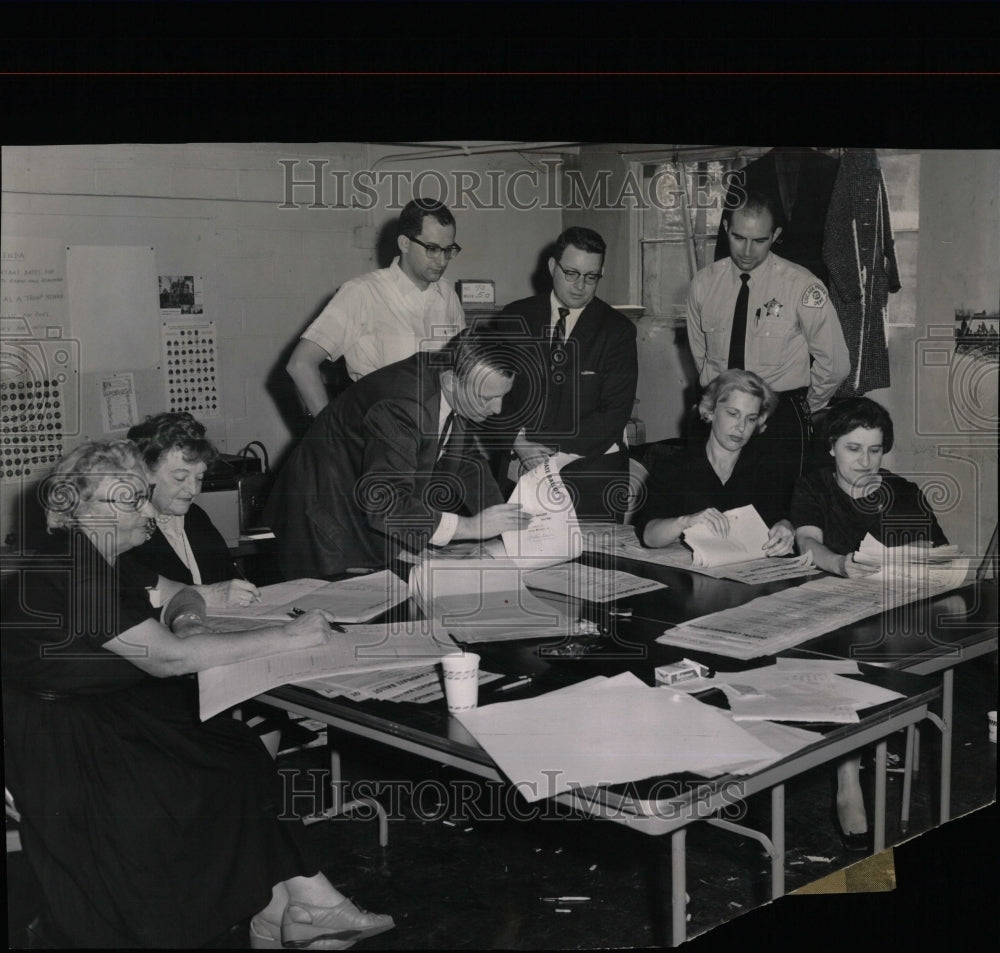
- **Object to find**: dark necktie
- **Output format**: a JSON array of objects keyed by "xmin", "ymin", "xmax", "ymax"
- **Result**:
[
  {"xmin": 550, "ymin": 307, "xmax": 569, "ymax": 370},
  {"xmin": 552, "ymin": 307, "xmax": 568, "ymax": 347},
  {"xmin": 727, "ymin": 273, "xmax": 751, "ymax": 370},
  {"xmin": 437, "ymin": 410, "xmax": 455, "ymax": 461}
]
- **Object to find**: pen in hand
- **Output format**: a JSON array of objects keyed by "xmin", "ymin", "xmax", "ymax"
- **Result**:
[{"xmin": 288, "ymin": 607, "xmax": 346, "ymax": 632}]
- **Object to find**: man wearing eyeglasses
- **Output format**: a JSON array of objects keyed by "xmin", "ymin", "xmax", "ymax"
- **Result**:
[
  {"xmin": 287, "ymin": 198, "xmax": 464, "ymax": 416},
  {"xmin": 493, "ymin": 226, "xmax": 638, "ymax": 521}
]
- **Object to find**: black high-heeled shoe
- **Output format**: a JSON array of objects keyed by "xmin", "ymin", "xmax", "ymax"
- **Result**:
[{"xmin": 830, "ymin": 801, "xmax": 871, "ymax": 854}]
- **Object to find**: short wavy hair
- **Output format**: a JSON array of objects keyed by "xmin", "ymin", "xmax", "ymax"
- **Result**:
[
  {"xmin": 824, "ymin": 397, "xmax": 895, "ymax": 453},
  {"xmin": 41, "ymin": 439, "xmax": 146, "ymax": 531},
  {"xmin": 552, "ymin": 226, "xmax": 606, "ymax": 264},
  {"xmin": 698, "ymin": 369, "xmax": 778, "ymax": 426},
  {"xmin": 429, "ymin": 325, "xmax": 518, "ymax": 381},
  {"xmin": 398, "ymin": 198, "xmax": 456, "ymax": 239},
  {"xmin": 127, "ymin": 411, "xmax": 218, "ymax": 470}
]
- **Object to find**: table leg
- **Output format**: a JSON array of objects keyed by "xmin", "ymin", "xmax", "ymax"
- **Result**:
[
  {"xmin": 771, "ymin": 784, "xmax": 785, "ymax": 898},
  {"xmin": 874, "ymin": 740, "xmax": 886, "ymax": 852},
  {"xmin": 901, "ymin": 725, "xmax": 915, "ymax": 833},
  {"xmin": 671, "ymin": 828, "xmax": 686, "ymax": 947},
  {"xmin": 940, "ymin": 668, "xmax": 953, "ymax": 823}
]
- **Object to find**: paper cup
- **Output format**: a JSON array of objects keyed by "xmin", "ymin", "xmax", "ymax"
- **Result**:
[
  {"xmin": 441, "ymin": 652, "xmax": 480, "ymax": 713},
  {"xmin": 988, "ymin": 710, "xmax": 997, "ymax": 744}
]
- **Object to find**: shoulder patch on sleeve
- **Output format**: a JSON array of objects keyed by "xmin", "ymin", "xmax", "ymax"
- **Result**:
[{"xmin": 801, "ymin": 282, "xmax": 828, "ymax": 308}]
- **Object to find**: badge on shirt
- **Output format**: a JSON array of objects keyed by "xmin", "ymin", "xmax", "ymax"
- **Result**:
[
  {"xmin": 802, "ymin": 282, "xmax": 828, "ymax": 308},
  {"xmin": 763, "ymin": 298, "xmax": 784, "ymax": 321}
]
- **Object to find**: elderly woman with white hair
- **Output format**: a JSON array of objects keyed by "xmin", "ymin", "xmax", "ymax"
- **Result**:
[
  {"xmin": 634, "ymin": 368, "xmax": 795, "ymax": 555},
  {"xmin": 1, "ymin": 439, "xmax": 394, "ymax": 949}
]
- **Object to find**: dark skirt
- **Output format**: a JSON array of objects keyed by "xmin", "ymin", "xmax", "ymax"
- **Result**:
[{"xmin": 4, "ymin": 676, "xmax": 317, "ymax": 948}]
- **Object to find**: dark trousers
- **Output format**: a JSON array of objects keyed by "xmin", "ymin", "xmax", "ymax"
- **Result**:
[{"xmin": 756, "ymin": 387, "xmax": 813, "ymax": 511}]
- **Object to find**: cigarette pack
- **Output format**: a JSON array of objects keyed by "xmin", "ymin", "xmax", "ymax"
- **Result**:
[{"xmin": 655, "ymin": 659, "xmax": 710, "ymax": 686}]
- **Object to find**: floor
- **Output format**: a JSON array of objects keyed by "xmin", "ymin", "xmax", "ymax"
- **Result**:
[{"xmin": 6, "ymin": 654, "xmax": 996, "ymax": 950}]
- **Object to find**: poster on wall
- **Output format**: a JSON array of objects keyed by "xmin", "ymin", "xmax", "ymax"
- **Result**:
[
  {"xmin": 160, "ymin": 317, "xmax": 220, "ymax": 418},
  {"xmin": 98, "ymin": 372, "xmax": 139, "ymax": 433},
  {"xmin": 158, "ymin": 274, "xmax": 204, "ymax": 315},
  {"xmin": 955, "ymin": 308, "xmax": 1000, "ymax": 363}
]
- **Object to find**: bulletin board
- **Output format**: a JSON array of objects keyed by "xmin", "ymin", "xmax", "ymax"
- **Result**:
[{"xmin": 66, "ymin": 244, "xmax": 161, "ymax": 374}]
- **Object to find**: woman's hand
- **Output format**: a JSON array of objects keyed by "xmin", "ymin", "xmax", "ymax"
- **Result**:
[
  {"xmin": 841, "ymin": 553, "xmax": 881, "ymax": 578},
  {"xmin": 284, "ymin": 608, "xmax": 339, "ymax": 647},
  {"xmin": 762, "ymin": 519, "xmax": 795, "ymax": 557},
  {"xmin": 195, "ymin": 578, "xmax": 261, "ymax": 609},
  {"xmin": 686, "ymin": 508, "xmax": 729, "ymax": 537}
]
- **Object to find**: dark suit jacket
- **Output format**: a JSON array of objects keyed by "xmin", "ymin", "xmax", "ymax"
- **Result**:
[
  {"xmin": 265, "ymin": 351, "xmax": 504, "ymax": 580},
  {"xmin": 124, "ymin": 503, "xmax": 235, "ymax": 585},
  {"xmin": 498, "ymin": 294, "xmax": 638, "ymax": 460},
  {"xmin": 490, "ymin": 294, "xmax": 638, "ymax": 519}
]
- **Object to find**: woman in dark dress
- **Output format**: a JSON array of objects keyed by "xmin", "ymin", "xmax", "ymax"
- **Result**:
[
  {"xmin": 2, "ymin": 440, "xmax": 394, "ymax": 949},
  {"xmin": 126, "ymin": 411, "xmax": 260, "ymax": 606},
  {"xmin": 634, "ymin": 369, "xmax": 795, "ymax": 556},
  {"xmin": 790, "ymin": 397, "xmax": 949, "ymax": 851}
]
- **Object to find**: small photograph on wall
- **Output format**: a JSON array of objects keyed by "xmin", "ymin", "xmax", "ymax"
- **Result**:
[
  {"xmin": 954, "ymin": 308, "xmax": 999, "ymax": 363},
  {"xmin": 158, "ymin": 274, "xmax": 204, "ymax": 315}
]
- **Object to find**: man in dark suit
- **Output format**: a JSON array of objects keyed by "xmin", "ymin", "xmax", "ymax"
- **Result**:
[
  {"xmin": 495, "ymin": 227, "xmax": 639, "ymax": 520},
  {"xmin": 265, "ymin": 328, "xmax": 531, "ymax": 580}
]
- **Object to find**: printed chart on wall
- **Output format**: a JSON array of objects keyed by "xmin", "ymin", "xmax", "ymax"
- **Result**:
[
  {"xmin": 161, "ymin": 317, "xmax": 221, "ymax": 418},
  {"xmin": 0, "ymin": 238, "xmax": 74, "ymax": 490}
]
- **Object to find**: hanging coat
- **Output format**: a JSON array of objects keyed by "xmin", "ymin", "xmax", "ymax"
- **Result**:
[{"xmin": 821, "ymin": 149, "xmax": 901, "ymax": 396}]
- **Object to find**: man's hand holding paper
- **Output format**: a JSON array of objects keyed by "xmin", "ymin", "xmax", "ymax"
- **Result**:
[{"xmin": 501, "ymin": 452, "xmax": 583, "ymax": 568}]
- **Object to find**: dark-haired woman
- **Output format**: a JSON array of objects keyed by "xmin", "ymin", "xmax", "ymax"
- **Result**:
[
  {"xmin": 791, "ymin": 396, "xmax": 948, "ymax": 851},
  {"xmin": 126, "ymin": 411, "xmax": 260, "ymax": 607}
]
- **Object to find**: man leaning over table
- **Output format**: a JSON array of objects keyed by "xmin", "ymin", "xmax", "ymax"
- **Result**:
[
  {"xmin": 686, "ymin": 190, "xmax": 849, "ymax": 509},
  {"xmin": 266, "ymin": 327, "xmax": 532, "ymax": 581},
  {"xmin": 286, "ymin": 197, "xmax": 465, "ymax": 416}
]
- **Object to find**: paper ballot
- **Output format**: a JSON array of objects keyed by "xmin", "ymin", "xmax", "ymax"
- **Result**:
[
  {"xmin": 408, "ymin": 558, "xmax": 574, "ymax": 643},
  {"xmin": 208, "ymin": 571, "xmax": 408, "ymax": 623},
  {"xmin": 502, "ymin": 452, "xmax": 583, "ymax": 569},
  {"xmin": 683, "ymin": 504, "xmax": 771, "ymax": 568}
]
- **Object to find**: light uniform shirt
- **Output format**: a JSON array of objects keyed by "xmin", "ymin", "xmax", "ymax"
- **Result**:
[
  {"xmin": 302, "ymin": 257, "xmax": 464, "ymax": 380},
  {"xmin": 686, "ymin": 252, "xmax": 849, "ymax": 412}
]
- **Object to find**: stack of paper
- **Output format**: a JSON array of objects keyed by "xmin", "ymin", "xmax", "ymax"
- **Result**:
[
  {"xmin": 408, "ymin": 558, "xmax": 574, "ymax": 643},
  {"xmin": 300, "ymin": 666, "xmax": 503, "ymax": 705},
  {"xmin": 580, "ymin": 519, "xmax": 817, "ymax": 584},
  {"xmin": 683, "ymin": 505, "xmax": 770, "ymax": 568},
  {"xmin": 524, "ymin": 563, "xmax": 667, "ymax": 602},
  {"xmin": 197, "ymin": 621, "xmax": 455, "ymax": 720},
  {"xmin": 454, "ymin": 672, "xmax": 786, "ymax": 802},
  {"xmin": 710, "ymin": 660, "xmax": 905, "ymax": 723},
  {"xmin": 657, "ymin": 557, "xmax": 974, "ymax": 659},
  {"xmin": 209, "ymin": 570, "xmax": 408, "ymax": 623}
]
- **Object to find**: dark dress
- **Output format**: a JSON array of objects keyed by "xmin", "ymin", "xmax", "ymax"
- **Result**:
[
  {"xmin": 633, "ymin": 439, "xmax": 788, "ymax": 546},
  {"xmin": 126, "ymin": 501, "xmax": 235, "ymax": 585},
  {"xmin": 789, "ymin": 467, "xmax": 948, "ymax": 554},
  {"xmin": 2, "ymin": 533, "xmax": 316, "ymax": 948}
]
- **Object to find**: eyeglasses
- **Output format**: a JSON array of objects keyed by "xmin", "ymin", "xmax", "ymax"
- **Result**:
[
  {"xmin": 554, "ymin": 260, "xmax": 602, "ymax": 285},
  {"xmin": 94, "ymin": 485, "xmax": 155, "ymax": 512},
  {"xmin": 407, "ymin": 236, "xmax": 462, "ymax": 260}
]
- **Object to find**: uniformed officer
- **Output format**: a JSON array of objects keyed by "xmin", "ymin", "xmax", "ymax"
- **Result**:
[{"xmin": 686, "ymin": 190, "xmax": 849, "ymax": 507}]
